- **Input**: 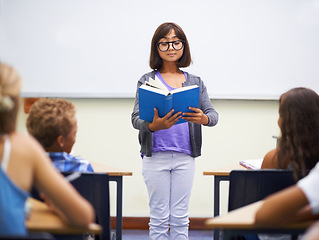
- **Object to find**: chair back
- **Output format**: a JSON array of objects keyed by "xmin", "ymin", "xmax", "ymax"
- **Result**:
[
  {"xmin": 32, "ymin": 172, "xmax": 111, "ymax": 240},
  {"xmin": 228, "ymin": 170, "xmax": 297, "ymax": 212},
  {"xmin": 61, "ymin": 172, "xmax": 111, "ymax": 240}
]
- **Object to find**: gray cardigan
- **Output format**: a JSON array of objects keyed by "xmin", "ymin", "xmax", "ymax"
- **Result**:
[{"xmin": 131, "ymin": 71, "xmax": 219, "ymax": 158}]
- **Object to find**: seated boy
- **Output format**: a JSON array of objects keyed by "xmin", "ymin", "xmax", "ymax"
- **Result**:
[{"xmin": 26, "ymin": 98, "xmax": 94, "ymax": 173}]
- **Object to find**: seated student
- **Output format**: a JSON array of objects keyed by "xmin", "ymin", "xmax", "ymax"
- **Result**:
[
  {"xmin": 255, "ymin": 161, "xmax": 319, "ymax": 229},
  {"xmin": 0, "ymin": 63, "xmax": 95, "ymax": 236},
  {"xmin": 255, "ymin": 87, "xmax": 319, "ymax": 240},
  {"xmin": 26, "ymin": 98, "xmax": 94, "ymax": 173},
  {"xmin": 261, "ymin": 87, "xmax": 319, "ymax": 179}
]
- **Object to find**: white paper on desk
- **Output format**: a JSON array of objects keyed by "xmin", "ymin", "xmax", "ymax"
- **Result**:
[{"xmin": 239, "ymin": 159, "xmax": 263, "ymax": 170}]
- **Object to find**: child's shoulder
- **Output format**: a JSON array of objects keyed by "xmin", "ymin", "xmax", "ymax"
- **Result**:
[
  {"xmin": 11, "ymin": 132, "xmax": 36, "ymax": 145},
  {"xmin": 139, "ymin": 71, "xmax": 156, "ymax": 81},
  {"xmin": 9, "ymin": 133, "xmax": 48, "ymax": 168},
  {"xmin": 184, "ymin": 72, "xmax": 200, "ymax": 80},
  {"xmin": 11, "ymin": 132, "xmax": 45, "ymax": 153},
  {"xmin": 262, "ymin": 148, "xmax": 279, "ymax": 169},
  {"xmin": 183, "ymin": 71, "xmax": 204, "ymax": 86}
]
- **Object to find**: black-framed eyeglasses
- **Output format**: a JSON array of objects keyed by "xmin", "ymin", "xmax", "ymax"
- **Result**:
[{"xmin": 156, "ymin": 40, "xmax": 185, "ymax": 52}]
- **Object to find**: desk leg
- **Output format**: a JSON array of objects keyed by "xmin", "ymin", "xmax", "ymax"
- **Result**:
[
  {"xmin": 109, "ymin": 176, "xmax": 123, "ymax": 240},
  {"xmin": 223, "ymin": 229, "xmax": 232, "ymax": 240},
  {"xmin": 213, "ymin": 176, "xmax": 229, "ymax": 240}
]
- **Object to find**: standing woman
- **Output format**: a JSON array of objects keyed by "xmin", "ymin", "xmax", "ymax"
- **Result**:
[{"xmin": 131, "ymin": 22, "xmax": 219, "ymax": 239}]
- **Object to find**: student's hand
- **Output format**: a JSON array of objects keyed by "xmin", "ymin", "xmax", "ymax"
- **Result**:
[
  {"xmin": 40, "ymin": 192, "xmax": 58, "ymax": 212},
  {"xmin": 182, "ymin": 107, "xmax": 209, "ymax": 125},
  {"xmin": 40, "ymin": 192, "xmax": 67, "ymax": 221},
  {"xmin": 148, "ymin": 108, "xmax": 181, "ymax": 131}
]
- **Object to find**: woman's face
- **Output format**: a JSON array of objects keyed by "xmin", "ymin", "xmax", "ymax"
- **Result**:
[{"xmin": 157, "ymin": 29, "xmax": 184, "ymax": 64}]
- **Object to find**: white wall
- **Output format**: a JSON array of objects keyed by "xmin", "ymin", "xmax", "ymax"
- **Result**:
[
  {"xmin": 2, "ymin": 0, "xmax": 319, "ymax": 99},
  {"xmin": 16, "ymin": 98, "xmax": 280, "ymax": 217}
]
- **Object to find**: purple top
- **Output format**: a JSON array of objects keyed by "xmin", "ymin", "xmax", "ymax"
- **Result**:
[{"xmin": 152, "ymin": 71, "xmax": 192, "ymax": 156}]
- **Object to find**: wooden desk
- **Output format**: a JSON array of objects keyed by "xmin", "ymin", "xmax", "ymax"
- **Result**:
[
  {"xmin": 203, "ymin": 164, "xmax": 246, "ymax": 177},
  {"xmin": 91, "ymin": 162, "xmax": 132, "ymax": 240},
  {"xmin": 26, "ymin": 198, "xmax": 102, "ymax": 235},
  {"xmin": 203, "ymin": 164, "xmax": 247, "ymax": 240},
  {"xmin": 205, "ymin": 201, "xmax": 313, "ymax": 240},
  {"xmin": 203, "ymin": 164, "xmax": 246, "ymax": 216}
]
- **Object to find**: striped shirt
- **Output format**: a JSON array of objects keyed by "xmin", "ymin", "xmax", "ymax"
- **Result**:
[{"xmin": 48, "ymin": 152, "xmax": 94, "ymax": 173}]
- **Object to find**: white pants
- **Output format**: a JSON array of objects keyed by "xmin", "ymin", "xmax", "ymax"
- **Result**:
[{"xmin": 142, "ymin": 151, "xmax": 195, "ymax": 240}]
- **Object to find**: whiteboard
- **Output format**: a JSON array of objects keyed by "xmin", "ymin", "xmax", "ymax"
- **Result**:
[{"xmin": 1, "ymin": 0, "xmax": 319, "ymax": 99}]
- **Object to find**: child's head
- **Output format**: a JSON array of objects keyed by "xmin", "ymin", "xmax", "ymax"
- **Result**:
[
  {"xmin": 277, "ymin": 87, "xmax": 319, "ymax": 175},
  {"xmin": 279, "ymin": 87, "xmax": 319, "ymax": 135},
  {"xmin": 150, "ymin": 22, "xmax": 192, "ymax": 70},
  {"xmin": 26, "ymin": 98, "xmax": 77, "ymax": 153},
  {"xmin": 0, "ymin": 63, "xmax": 21, "ymax": 134}
]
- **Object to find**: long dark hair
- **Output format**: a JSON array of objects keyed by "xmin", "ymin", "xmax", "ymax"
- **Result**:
[
  {"xmin": 277, "ymin": 87, "xmax": 319, "ymax": 179},
  {"xmin": 149, "ymin": 22, "xmax": 192, "ymax": 70}
]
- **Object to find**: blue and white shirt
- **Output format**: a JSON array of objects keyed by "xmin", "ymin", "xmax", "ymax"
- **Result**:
[
  {"xmin": 0, "ymin": 135, "xmax": 29, "ymax": 236},
  {"xmin": 48, "ymin": 152, "xmax": 94, "ymax": 173}
]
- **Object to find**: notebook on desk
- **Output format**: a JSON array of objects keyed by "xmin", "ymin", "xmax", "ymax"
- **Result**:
[{"xmin": 239, "ymin": 159, "xmax": 263, "ymax": 170}]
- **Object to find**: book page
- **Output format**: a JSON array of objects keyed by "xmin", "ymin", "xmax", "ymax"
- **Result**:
[
  {"xmin": 239, "ymin": 159, "xmax": 263, "ymax": 170},
  {"xmin": 154, "ymin": 75, "xmax": 167, "ymax": 89},
  {"xmin": 146, "ymin": 76, "xmax": 167, "ymax": 92},
  {"xmin": 169, "ymin": 85, "xmax": 199, "ymax": 94},
  {"xmin": 139, "ymin": 84, "xmax": 168, "ymax": 96}
]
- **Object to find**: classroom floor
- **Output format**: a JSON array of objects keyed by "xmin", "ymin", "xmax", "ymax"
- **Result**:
[{"xmin": 121, "ymin": 229, "xmax": 215, "ymax": 240}]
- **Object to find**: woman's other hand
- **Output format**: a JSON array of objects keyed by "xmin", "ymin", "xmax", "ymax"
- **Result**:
[{"xmin": 148, "ymin": 108, "xmax": 181, "ymax": 131}]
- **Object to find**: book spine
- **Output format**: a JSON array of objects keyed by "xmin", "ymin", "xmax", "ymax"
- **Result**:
[{"xmin": 165, "ymin": 95, "xmax": 173, "ymax": 114}]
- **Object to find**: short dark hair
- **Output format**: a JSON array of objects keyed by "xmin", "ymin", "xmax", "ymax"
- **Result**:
[
  {"xmin": 26, "ymin": 98, "xmax": 76, "ymax": 148},
  {"xmin": 149, "ymin": 22, "xmax": 192, "ymax": 70}
]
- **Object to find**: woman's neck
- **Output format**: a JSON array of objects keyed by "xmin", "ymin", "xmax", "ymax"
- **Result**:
[
  {"xmin": 158, "ymin": 66, "xmax": 185, "ymax": 88},
  {"xmin": 159, "ymin": 62, "xmax": 181, "ymax": 74}
]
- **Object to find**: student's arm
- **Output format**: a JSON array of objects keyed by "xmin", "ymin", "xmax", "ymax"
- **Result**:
[
  {"xmin": 255, "ymin": 185, "xmax": 310, "ymax": 227},
  {"xmin": 29, "ymin": 137, "xmax": 95, "ymax": 227},
  {"xmin": 261, "ymin": 148, "xmax": 279, "ymax": 169}
]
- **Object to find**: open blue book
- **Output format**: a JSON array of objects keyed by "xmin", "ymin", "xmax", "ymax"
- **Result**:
[{"xmin": 139, "ymin": 76, "xmax": 199, "ymax": 125}]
